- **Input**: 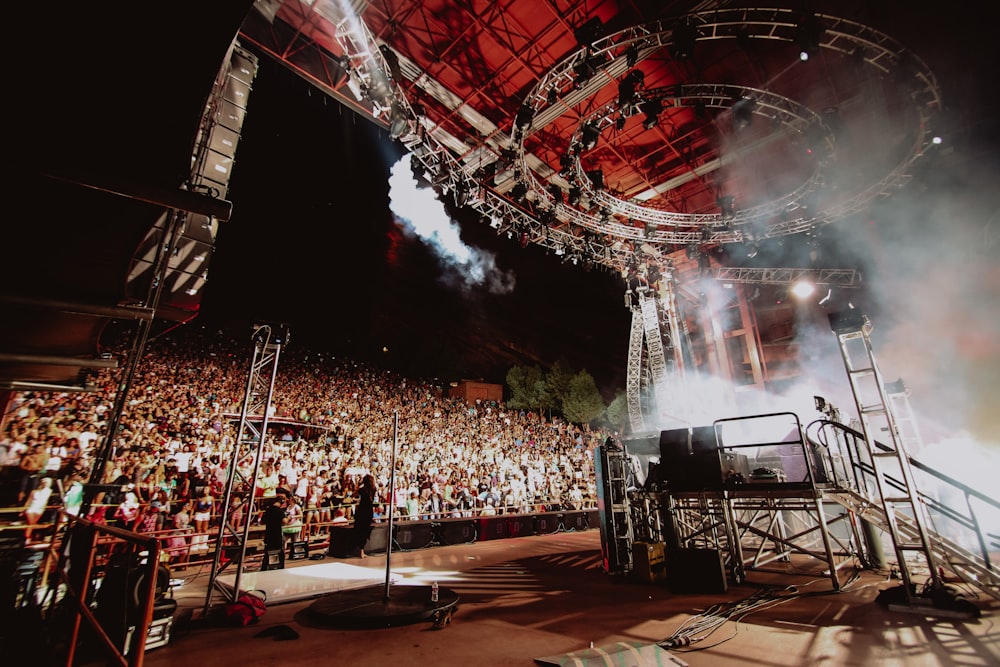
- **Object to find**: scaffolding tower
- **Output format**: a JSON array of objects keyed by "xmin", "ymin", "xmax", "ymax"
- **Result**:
[{"xmin": 203, "ymin": 324, "xmax": 288, "ymax": 614}]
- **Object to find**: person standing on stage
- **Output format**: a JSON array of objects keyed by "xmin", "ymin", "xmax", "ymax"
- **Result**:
[
  {"xmin": 262, "ymin": 495, "xmax": 288, "ymax": 570},
  {"xmin": 354, "ymin": 474, "xmax": 377, "ymax": 559}
]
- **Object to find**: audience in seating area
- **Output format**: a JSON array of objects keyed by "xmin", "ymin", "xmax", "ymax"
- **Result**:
[{"xmin": 0, "ymin": 325, "xmax": 606, "ymax": 556}]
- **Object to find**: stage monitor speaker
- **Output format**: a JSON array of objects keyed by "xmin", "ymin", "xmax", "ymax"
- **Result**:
[
  {"xmin": 665, "ymin": 548, "xmax": 728, "ymax": 594},
  {"xmin": 394, "ymin": 523, "xmax": 434, "ymax": 550},
  {"xmin": 363, "ymin": 524, "xmax": 389, "ymax": 555},
  {"xmin": 439, "ymin": 519, "xmax": 477, "ymax": 545},
  {"xmin": 659, "ymin": 425, "xmax": 724, "ymax": 492},
  {"xmin": 289, "ymin": 540, "xmax": 309, "ymax": 560},
  {"xmin": 507, "ymin": 515, "xmax": 535, "ymax": 537},
  {"xmin": 561, "ymin": 511, "xmax": 588, "ymax": 532},
  {"xmin": 477, "ymin": 515, "xmax": 509, "ymax": 541},
  {"xmin": 327, "ymin": 526, "xmax": 356, "ymax": 558},
  {"xmin": 533, "ymin": 514, "xmax": 560, "ymax": 535}
]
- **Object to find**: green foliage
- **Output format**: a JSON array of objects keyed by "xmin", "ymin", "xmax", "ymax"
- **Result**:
[
  {"xmin": 505, "ymin": 365, "xmax": 553, "ymax": 411},
  {"xmin": 507, "ymin": 362, "xmax": 611, "ymax": 426},
  {"xmin": 605, "ymin": 390, "xmax": 630, "ymax": 433},
  {"xmin": 562, "ymin": 370, "xmax": 606, "ymax": 426},
  {"xmin": 545, "ymin": 358, "xmax": 574, "ymax": 407}
]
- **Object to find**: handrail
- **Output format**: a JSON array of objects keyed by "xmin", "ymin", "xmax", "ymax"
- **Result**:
[
  {"xmin": 806, "ymin": 418, "xmax": 997, "ymax": 575},
  {"xmin": 38, "ymin": 510, "xmax": 162, "ymax": 667}
]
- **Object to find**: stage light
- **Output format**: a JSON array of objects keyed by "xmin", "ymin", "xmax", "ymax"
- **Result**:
[
  {"xmin": 791, "ymin": 279, "xmax": 815, "ymax": 299},
  {"xmin": 546, "ymin": 87, "xmax": 558, "ymax": 105},
  {"xmin": 795, "ymin": 14, "xmax": 824, "ymax": 62},
  {"xmin": 732, "ymin": 97, "xmax": 756, "ymax": 130},
  {"xmin": 716, "ymin": 194, "xmax": 736, "ymax": 219},
  {"xmin": 586, "ymin": 169, "xmax": 605, "ymax": 190},
  {"xmin": 626, "ymin": 44, "xmax": 639, "ymax": 68},
  {"xmin": 453, "ymin": 181, "xmax": 470, "ymax": 207},
  {"xmin": 640, "ymin": 98, "xmax": 662, "ymax": 130},
  {"xmin": 514, "ymin": 103, "xmax": 534, "ymax": 130},
  {"xmin": 670, "ymin": 20, "xmax": 698, "ymax": 61},
  {"xmin": 547, "ymin": 182, "xmax": 564, "ymax": 203},
  {"xmin": 581, "ymin": 122, "xmax": 600, "ymax": 150},
  {"xmin": 567, "ymin": 186, "xmax": 582, "ymax": 206}
]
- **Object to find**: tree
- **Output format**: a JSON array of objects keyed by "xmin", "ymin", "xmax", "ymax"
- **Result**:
[
  {"xmin": 545, "ymin": 358, "xmax": 574, "ymax": 413},
  {"xmin": 505, "ymin": 365, "xmax": 552, "ymax": 412},
  {"xmin": 605, "ymin": 390, "xmax": 630, "ymax": 434},
  {"xmin": 561, "ymin": 370, "xmax": 606, "ymax": 426}
]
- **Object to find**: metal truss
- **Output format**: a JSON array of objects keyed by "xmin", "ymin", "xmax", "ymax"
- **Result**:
[
  {"xmin": 203, "ymin": 324, "xmax": 287, "ymax": 612},
  {"xmin": 707, "ymin": 267, "xmax": 862, "ymax": 287}
]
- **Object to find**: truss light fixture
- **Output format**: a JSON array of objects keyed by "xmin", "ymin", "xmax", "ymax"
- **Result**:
[
  {"xmin": 732, "ymin": 96, "xmax": 756, "ymax": 131},
  {"xmin": 716, "ymin": 194, "xmax": 736, "ymax": 218},
  {"xmin": 388, "ymin": 105, "xmax": 410, "ymax": 139},
  {"xmin": 792, "ymin": 279, "xmax": 816, "ymax": 299},
  {"xmin": 511, "ymin": 181, "xmax": 528, "ymax": 202},
  {"xmin": 616, "ymin": 115, "xmax": 626, "ymax": 130},
  {"xmin": 795, "ymin": 13, "xmax": 824, "ymax": 61},
  {"xmin": 454, "ymin": 181, "xmax": 470, "ymax": 207},
  {"xmin": 574, "ymin": 56, "xmax": 598, "ymax": 86},
  {"xmin": 546, "ymin": 87, "xmax": 558, "ymax": 105},
  {"xmin": 626, "ymin": 43, "xmax": 639, "ymax": 68},
  {"xmin": 586, "ymin": 169, "xmax": 605, "ymax": 190},
  {"xmin": 567, "ymin": 186, "xmax": 582, "ymax": 206},
  {"xmin": 670, "ymin": 20, "xmax": 698, "ymax": 61},
  {"xmin": 515, "ymin": 103, "xmax": 535, "ymax": 130},
  {"xmin": 547, "ymin": 182, "xmax": 564, "ymax": 203},
  {"xmin": 640, "ymin": 98, "xmax": 662, "ymax": 130},
  {"xmin": 581, "ymin": 122, "xmax": 600, "ymax": 150}
]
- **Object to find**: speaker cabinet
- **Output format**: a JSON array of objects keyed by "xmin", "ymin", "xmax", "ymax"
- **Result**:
[
  {"xmin": 659, "ymin": 426, "xmax": 724, "ymax": 492},
  {"xmin": 665, "ymin": 548, "xmax": 728, "ymax": 594},
  {"xmin": 477, "ymin": 516, "xmax": 509, "ymax": 541},
  {"xmin": 439, "ymin": 519, "xmax": 477, "ymax": 545},
  {"xmin": 632, "ymin": 541, "xmax": 666, "ymax": 583},
  {"xmin": 394, "ymin": 523, "xmax": 434, "ymax": 550},
  {"xmin": 561, "ymin": 511, "xmax": 588, "ymax": 531},
  {"xmin": 533, "ymin": 514, "xmax": 560, "ymax": 535},
  {"xmin": 289, "ymin": 540, "xmax": 309, "ymax": 560},
  {"xmin": 507, "ymin": 515, "xmax": 535, "ymax": 537}
]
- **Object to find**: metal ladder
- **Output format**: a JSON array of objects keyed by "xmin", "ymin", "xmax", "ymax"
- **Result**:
[{"xmin": 830, "ymin": 312, "xmax": 942, "ymax": 605}]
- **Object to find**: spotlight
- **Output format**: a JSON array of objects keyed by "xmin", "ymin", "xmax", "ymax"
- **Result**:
[
  {"xmin": 515, "ymin": 103, "xmax": 535, "ymax": 130},
  {"xmin": 389, "ymin": 105, "xmax": 410, "ymax": 139},
  {"xmin": 670, "ymin": 20, "xmax": 698, "ymax": 60},
  {"xmin": 511, "ymin": 181, "xmax": 528, "ymax": 202},
  {"xmin": 546, "ymin": 87, "xmax": 558, "ymax": 105},
  {"xmin": 559, "ymin": 153, "xmax": 574, "ymax": 176},
  {"xmin": 586, "ymin": 169, "xmax": 605, "ymax": 190},
  {"xmin": 716, "ymin": 194, "xmax": 736, "ymax": 218},
  {"xmin": 626, "ymin": 44, "xmax": 639, "ymax": 68},
  {"xmin": 574, "ymin": 56, "xmax": 597, "ymax": 85},
  {"xmin": 567, "ymin": 186, "xmax": 582, "ymax": 206},
  {"xmin": 547, "ymin": 182, "xmax": 564, "ymax": 203},
  {"xmin": 732, "ymin": 97, "xmax": 756, "ymax": 130},
  {"xmin": 791, "ymin": 279, "xmax": 815, "ymax": 299},
  {"xmin": 581, "ymin": 122, "xmax": 600, "ymax": 150},
  {"xmin": 795, "ymin": 14, "xmax": 824, "ymax": 62},
  {"xmin": 453, "ymin": 181, "xmax": 470, "ymax": 207},
  {"xmin": 640, "ymin": 98, "xmax": 662, "ymax": 130}
]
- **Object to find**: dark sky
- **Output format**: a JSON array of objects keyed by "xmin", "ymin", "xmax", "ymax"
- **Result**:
[{"xmin": 198, "ymin": 55, "xmax": 631, "ymax": 393}]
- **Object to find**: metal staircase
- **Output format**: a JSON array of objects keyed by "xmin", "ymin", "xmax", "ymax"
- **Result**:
[{"xmin": 829, "ymin": 311, "xmax": 954, "ymax": 610}]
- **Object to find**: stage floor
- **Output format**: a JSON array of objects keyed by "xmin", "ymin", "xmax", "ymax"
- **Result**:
[
  {"xmin": 147, "ymin": 531, "xmax": 998, "ymax": 667},
  {"xmin": 216, "ymin": 561, "xmax": 401, "ymax": 604}
]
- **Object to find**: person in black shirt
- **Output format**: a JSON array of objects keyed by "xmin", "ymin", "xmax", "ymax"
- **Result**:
[
  {"xmin": 262, "ymin": 495, "xmax": 288, "ymax": 570},
  {"xmin": 354, "ymin": 474, "xmax": 377, "ymax": 558}
]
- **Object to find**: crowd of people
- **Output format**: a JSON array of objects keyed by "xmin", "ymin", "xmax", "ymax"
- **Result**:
[{"xmin": 0, "ymin": 324, "xmax": 608, "ymax": 559}]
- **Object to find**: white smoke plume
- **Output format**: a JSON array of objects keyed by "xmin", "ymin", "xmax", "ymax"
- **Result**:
[{"xmin": 387, "ymin": 154, "xmax": 515, "ymax": 295}]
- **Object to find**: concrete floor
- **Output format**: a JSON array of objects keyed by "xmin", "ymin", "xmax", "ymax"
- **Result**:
[{"xmin": 143, "ymin": 529, "xmax": 999, "ymax": 667}]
